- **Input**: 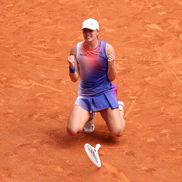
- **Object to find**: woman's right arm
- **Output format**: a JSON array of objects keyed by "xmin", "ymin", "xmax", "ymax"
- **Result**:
[{"xmin": 67, "ymin": 46, "xmax": 79, "ymax": 82}]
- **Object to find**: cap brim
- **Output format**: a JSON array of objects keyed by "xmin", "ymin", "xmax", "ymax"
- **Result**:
[{"xmin": 81, "ymin": 26, "xmax": 97, "ymax": 30}]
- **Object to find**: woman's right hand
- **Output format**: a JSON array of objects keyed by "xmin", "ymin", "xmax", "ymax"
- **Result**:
[{"xmin": 68, "ymin": 55, "xmax": 76, "ymax": 68}]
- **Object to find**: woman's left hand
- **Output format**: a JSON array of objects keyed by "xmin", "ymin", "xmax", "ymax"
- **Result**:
[{"xmin": 108, "ymin": 54, "xmax": 115, "ymax": 62}]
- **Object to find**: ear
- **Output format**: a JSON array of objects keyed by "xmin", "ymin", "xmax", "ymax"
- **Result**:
[{"xmin": 96, "ymin": 30, "xmax": 99, "ymax": 35}]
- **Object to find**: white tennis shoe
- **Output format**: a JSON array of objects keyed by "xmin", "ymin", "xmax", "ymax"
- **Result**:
[{"xmin": 83, "ymin": 113, "xmax": 95, "ymax": 133}]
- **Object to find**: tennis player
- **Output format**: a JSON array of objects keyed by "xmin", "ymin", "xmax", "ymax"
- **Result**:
[{"xmin": 67, "ymin": 18, "xmax": 125, "ymax": 136}]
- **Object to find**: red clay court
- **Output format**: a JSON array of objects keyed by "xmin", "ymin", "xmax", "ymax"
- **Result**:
[{"xmin": 0, "ymin": 0, "xmax": 182, "ymax": 181}]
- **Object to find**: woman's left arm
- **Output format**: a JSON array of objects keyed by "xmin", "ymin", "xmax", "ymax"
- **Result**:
[{"xmin": 106, "ymin": 43, "xmax": 116, "ymax": 81}]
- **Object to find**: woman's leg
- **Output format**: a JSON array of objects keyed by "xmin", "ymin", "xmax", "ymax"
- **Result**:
[
  {"xmin": 67, "ymin": 105, "xmax": 90, "ymax": 136},
  {"xmin": 100, "ymin": 108, "xmax": 125, "ymax": 137}
]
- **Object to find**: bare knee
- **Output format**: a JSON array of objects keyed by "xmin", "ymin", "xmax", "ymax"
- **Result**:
[
  {"xmin": 110, "ymin": 122, "xmax": 125, "ymax": 137},
  {"xmin": 67, "ymin": 126, "xmax": 79, "ymax": 136},
  {"xmin": 110, "ymin": 127, "xmax": 123, "ymax": 137}
]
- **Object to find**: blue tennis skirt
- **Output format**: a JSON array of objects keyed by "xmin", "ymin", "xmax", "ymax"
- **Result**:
[{"xmin": 75, "ymin": 90, "xmax": 119, "ymax": 113}]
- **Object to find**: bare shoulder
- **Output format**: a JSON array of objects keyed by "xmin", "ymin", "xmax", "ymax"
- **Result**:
[{"xmin": 106, "ymin": 43, "xmax": 115, "ymax": 56}]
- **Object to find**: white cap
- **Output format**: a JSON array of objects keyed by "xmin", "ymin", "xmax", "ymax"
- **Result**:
[{"xmin": 82, "ymin": 18, "xmax": 99, "ymax": 30}]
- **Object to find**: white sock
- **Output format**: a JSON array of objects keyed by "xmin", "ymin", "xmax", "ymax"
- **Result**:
[{"xmin": 118, "ymin": 101, "xmax": 124, "ymax": 112}]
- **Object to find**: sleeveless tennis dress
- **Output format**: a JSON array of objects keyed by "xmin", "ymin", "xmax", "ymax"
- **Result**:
[{"xmin": 75, "ymin": 40, "xmax": 119, "ymax": 113}]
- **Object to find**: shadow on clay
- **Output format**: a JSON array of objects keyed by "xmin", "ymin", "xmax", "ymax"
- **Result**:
[{"xmin": 45, "ymin": 129, "xmax": 122, "ymax": 148}]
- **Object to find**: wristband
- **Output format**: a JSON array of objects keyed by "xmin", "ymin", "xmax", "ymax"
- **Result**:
[{"xmin": 69, "ymin": 66, "xmax": 76, "ymax": 73}]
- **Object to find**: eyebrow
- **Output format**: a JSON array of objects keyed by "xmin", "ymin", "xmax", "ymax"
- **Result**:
[{"xmin": 82, "ymin": 29, "xmax": 94, "ymax": 32}]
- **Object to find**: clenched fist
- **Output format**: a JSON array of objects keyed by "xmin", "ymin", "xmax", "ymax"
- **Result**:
[
  {"xmin": 68, "ymin": 55, "xmax": 76, "ymax": 68},
  {"xmin": 107, "ymin": 54, "xmax": 115, "ymax": 62}
]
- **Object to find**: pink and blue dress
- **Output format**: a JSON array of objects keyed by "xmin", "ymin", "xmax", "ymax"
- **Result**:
[{"xmin": 75, "ymin": 40, "xmax": 119, "ymax": 113}]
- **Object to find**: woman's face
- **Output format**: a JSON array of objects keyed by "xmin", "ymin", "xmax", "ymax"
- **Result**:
[{"xmin": 82, "ymin": 28, "xmax": 99, "ymax": 42}]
